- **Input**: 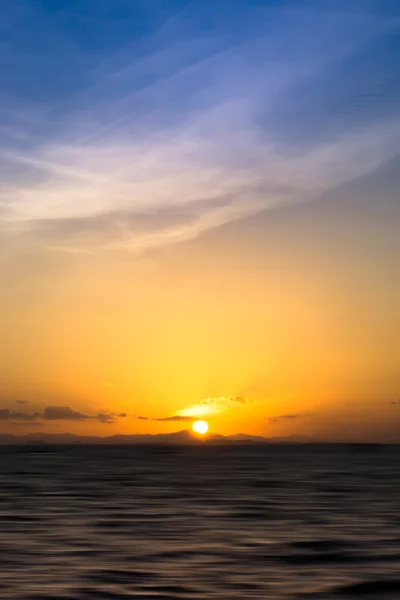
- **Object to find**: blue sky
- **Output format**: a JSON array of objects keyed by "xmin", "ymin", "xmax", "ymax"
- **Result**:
[{"xmin": 1, "ymin": 0, "xmax": 400, "ymax": 256}]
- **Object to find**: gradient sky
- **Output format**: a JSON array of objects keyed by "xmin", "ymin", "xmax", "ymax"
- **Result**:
[{"xmin": 1, "ymin": 0, "xmax": 399, "ymax": 442}]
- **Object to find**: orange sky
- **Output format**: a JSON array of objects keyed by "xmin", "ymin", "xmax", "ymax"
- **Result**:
[
  {"xmin": 1, "ymin": 171, "xmax": 399, "ymax": 442},
  {"xmin": 1, "ymin": 1, "xmax": 399, "ymax": 443}
]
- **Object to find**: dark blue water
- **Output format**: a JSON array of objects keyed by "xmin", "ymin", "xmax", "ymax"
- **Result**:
[{"xmin": 1, "ymin": 444, "xmax": 400, "ymax": 599}]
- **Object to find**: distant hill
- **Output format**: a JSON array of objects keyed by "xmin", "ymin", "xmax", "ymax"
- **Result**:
[{"xmin": 0, "ymin": 430, "xmax": 317, "ymax": 445}]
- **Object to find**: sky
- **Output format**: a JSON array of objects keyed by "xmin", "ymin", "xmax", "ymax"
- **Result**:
[{"xmin": 0, "ymin": 0, "xmax": 399, "ymax": 442}]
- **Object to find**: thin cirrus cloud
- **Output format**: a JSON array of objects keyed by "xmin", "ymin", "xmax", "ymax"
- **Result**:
[{"xmin": 1, "ymin": 1, "xmax": 399, "ymax": 259}]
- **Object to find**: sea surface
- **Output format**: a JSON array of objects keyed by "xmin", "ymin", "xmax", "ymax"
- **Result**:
[{"xmin": 1, "ymin": 444, "xmax": 400, "ymax": 600}]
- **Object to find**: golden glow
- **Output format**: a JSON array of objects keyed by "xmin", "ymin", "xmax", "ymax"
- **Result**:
[
  {"xmin": 192, "ymin": 420, "xmax": 209, "ymax": 435},
  {"xmin": 1, "ymin": 193, "xmax": 399, "ymax": 443},
  {"xmin": 178, "ymin": 405, "xmax": 212, "ymax": 418}
]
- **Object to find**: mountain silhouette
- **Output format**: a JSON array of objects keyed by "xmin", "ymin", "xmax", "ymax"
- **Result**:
[{"xmin": 0, "ymin": 430, "xmax": 316, "ymax": 445}]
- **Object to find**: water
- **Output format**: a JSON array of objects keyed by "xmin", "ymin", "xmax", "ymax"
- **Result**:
[{"xmin": 1, "ymin": 444, "xmax": 400, "ymax": 599}]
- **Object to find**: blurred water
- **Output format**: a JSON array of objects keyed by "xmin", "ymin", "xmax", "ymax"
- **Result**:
[{"xmin": 1, "ymin": 444, "xmax": 400, "ymax": 599}]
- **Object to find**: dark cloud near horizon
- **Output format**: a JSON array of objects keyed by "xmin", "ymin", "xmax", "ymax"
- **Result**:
[
  {"xmin": 0, "ymin": 409, "xmax": 39, "ymax": 421},
  {"xmin": 12, "ymin": 411, "xmax": 40, "ymax": 421},
  {"xmin": 0, "ymin": 409, "xmax": 11, "ymax": 420},
  {"xmin": 268, "ymin": 414, "xmax": 305, "ymax": 424},
  {"xmin": 43, "ymin": 406, "xmax": 126, "ymax": 422},
  {"xmin": 16, "ymin": 400, "xmax": 28, "ymax": 405},
  {"xmin": 11, "ymin": 421, "xmax": 44, "ymax": 427},
  {"xmin": 136, "ymin": 415, "xmax": 194, "ymax": 422},
  {"xmin": 94, "ymin": 412, "xmax": 127, "ymax": 424},
  {"xmin": 97, "ymin": 413, "xmax": 116, "ymax": 424},
  {"xmin": 0, "ymin": 405, "xmax": 126, "ymax": 423},
  {"xmin": 154, "ymin": 416, "xmax": 194, "ymax": 422},
  {"xmin": 43, "ymin": 406, "xmax": 89, "ymax": 421}
]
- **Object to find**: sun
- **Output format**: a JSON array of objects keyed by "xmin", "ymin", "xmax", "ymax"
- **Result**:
[{"xmin": 192, "ymin": 420, "xmax": 209, "ymax": 435}]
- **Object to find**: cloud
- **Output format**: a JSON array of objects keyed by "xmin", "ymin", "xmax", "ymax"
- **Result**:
[
  {"xmin": 16, "ymin": 400, "xmax": 28, "ymax": 405},
  {"xmin": 201, "ymin": 396, "xmax": 251, "ymax": 406},
  {"xmin": 233, "ymin": 396, "xmax": 248, "ymax": 404},
  {"xmin": 346, "ymin": 400, "xmax": 400, "ymax": 407},
  {"xmin": 43, "ymin": 406, "xmax": 90, "ymax": 421},
  {"xmin": 175, "ymin": 396, "xmax": 252, "ymax": 418},
  {"xmin": 153, "ymin": 416, "xmax": 194, "ymax": 422},
  {"xmin": 136, "ymin": 415, "xmax": 194, "ymax": 422},
  {"xmin": 1, "ymin": 405, "xmax": 126, "ymax": 423},
  {"xmin": 12, "ymin": 411, "xmax": 40, "ymax": 421},
  {"xmin": 96, "ymin": 413, "xmax": 116, "ymax": 424},
  {"xmin": 42, "ymin": 406, "xmax": 126, "ymax": 423},
  {"xmin": 1, "ymin": 2, "xmax": 399, "ymax": 259},
  {"xmin": 11, "ymin": 421, "xmax": 44, "ymax": 427},
  {"xmin": 0, "ymin": 409, "xmax": 39, "ymax": 421},
  {"xmin": 96, "ymin": 411, "xmax": 127, "ymax": 423},
  {"xmin": 267, "ymin": 413, "xmax": 308, "ymax": 424},
  {"xmin": 0, "ymin": 409, "xmax": 10, "ymax": 421}
]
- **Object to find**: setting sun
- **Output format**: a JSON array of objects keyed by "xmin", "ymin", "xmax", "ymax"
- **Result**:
[{"xmin": 192, "ymin": 420, "xmax": 209, "ymax": 435}]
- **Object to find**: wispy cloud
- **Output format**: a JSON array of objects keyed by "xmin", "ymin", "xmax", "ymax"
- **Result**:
[
  {"xmin": 267, "ymin": 413, "xmax": 310, "ymax": 424},
  {"xmin": 201, "ymin": 396, "xmax": 251, "ymax": 406},
  {"xmin": 177, "ymin": 396, "xmax": 252, "ymax": 418},
  {"xmin": 1, "ymin": 2, "xmax": 399, "ymax": 259}
]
